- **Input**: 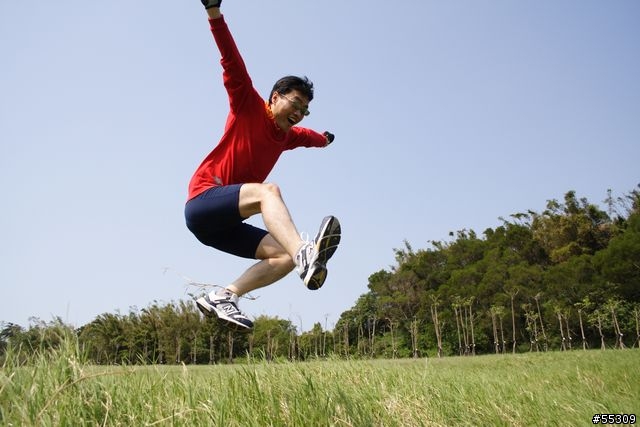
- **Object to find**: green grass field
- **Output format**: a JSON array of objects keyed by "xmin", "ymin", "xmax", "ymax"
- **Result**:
[{"xmin": 1, "ymin": 340, "xmax": 638, "ymax": 426}]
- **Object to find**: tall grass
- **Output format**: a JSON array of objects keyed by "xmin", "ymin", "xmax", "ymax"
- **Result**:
[{"xmin": 1, "ymin": 334, "xmax": 638, "ymax": 426}]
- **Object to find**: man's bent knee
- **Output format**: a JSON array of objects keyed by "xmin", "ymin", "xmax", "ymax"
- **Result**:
[
  {"xmin": 239, "ymin": 182, "xmax": 283, "ymax": 217},
  {"xmin": 261, "ymin": 182, "xmax": 283, "ymax": 199}
]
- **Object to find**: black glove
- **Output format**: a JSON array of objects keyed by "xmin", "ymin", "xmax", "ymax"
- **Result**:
[
  {"xmin": 323, "ymin": 131, "xmax": 335, "ymax": 144},
  {"xmin": 201, "ymin": 0, "xmax": 222, "ymax": 9}
]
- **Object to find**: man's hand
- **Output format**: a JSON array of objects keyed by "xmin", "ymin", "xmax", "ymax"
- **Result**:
[
  {"xmin": 201, "ymin": 0, "xmax": 222, "ymax": 9},
  {"xmin": 323, "ymin": 131, "xmax": 335, "ymax": 145}
]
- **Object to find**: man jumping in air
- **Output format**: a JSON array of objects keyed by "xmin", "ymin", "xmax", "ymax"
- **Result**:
[{"xmin": 185, "ymin": 0, "xmax": 341, "ymax": 330}]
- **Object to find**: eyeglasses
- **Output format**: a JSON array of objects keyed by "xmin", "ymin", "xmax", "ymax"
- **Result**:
[{"xmin": 279, "ymin": 93, "xmax": 310, "ymax": 116}]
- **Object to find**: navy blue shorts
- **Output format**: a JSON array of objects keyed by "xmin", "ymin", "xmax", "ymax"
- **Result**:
[{"xmin": 184, "ymin": 184, "xmax": 268, "ymax": 259}]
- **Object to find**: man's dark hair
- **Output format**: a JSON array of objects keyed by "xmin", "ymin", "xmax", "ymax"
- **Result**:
[{"xmin": 268, "ymin": 75, "xmax": 314, "ymax": 104}]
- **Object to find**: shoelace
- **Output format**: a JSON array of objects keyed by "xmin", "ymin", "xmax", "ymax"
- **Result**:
[
  {"xmin": 296, "ymin": 233, "xmax": 313, "ymax": 260},
  {"xmin": 299, "ymin": 232, "xmax": 310, "ymax": 244}
]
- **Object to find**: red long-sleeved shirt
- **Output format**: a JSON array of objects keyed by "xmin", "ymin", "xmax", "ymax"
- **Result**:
[{"xmin": 187, "ymin": 16, "xmax": 327, "ymax": 201}]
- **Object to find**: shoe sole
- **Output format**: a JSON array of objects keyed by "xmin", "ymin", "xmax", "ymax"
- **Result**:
[
  {"xmin": 305, "ymin": 263, "xmax": 327, "ymax": 291},
  {"xmin": 195, "ymin": 297, "xmax": 253, "ymax": 330},
  {"xmin": 304, "ymin": 216, "xmax": 341, "ymax": 290},
  {"xmin": 196, "ymin": 298, "xmax": 212, "ymax": 316},
  {"xmin": 314, "ymin": 216, "xmax": 341, "ymax": 264}
]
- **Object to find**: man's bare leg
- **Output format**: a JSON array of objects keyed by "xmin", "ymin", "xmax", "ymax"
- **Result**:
[
  {"xmin": 237, "ymin": 183, "xmax": 305, "ymax": 259},
  {"xmin": 196, "ymin": 232, "xmax": 292, "ymax": 330},
  {"xmin": 220, "ymin": 183, "xmax": 303, "ymax": 296},
  {"xmin": 226, "ymin": 234, "xmax": 294, "ymax": 297},
  {"xmin": 231, "ymin": 182, "xmax": 340, "ymax": 292}
]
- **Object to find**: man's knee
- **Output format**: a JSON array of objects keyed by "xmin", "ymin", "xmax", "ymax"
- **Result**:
[
  {"xmin": 241, "ymin": 182, "xmax": 283, "ymax": 203},
  {"xmin": 261, "ymin": 182, "xmax": 283, "ymax": 200},
  {"xmin": 239, "ymin": 182, "xmax": 283, "ymax": 217}
]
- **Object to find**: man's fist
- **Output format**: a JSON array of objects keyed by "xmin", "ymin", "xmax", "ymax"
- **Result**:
[
  {"xmin": 201, "ymin": 0, "xmax": 222, "ymax": 9},
  {"xmin": 323, "ymin": 131, "xmax": 335, "ymax": 145}
]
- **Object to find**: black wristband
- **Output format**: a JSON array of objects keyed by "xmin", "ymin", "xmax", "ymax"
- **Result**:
[{"xmin": 201, "ymin": 0, "xmax": 222, "ymax": 9}]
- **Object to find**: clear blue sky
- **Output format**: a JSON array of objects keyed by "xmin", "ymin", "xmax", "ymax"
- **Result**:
[{"xmin": 1, "ymin": 1, "xmax": 639, "ymax": 332}]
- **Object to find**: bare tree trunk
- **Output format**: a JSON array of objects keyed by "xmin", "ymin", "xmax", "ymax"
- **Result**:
[
  {"xmin": 322, "ymin": 315, "xmax": 329, "ymax": 358},
  {"xmin": 386, "ymin": 319, "xmax": 397, "ymax": 359},
  {"xmin": 490, "ymin": 309, "xmax": 499, "ymax": 354},
  {"xmin": 460, "ymin": 304, "xmax": 469, "ymax": 356},
  {"xmin": 634, "ymin": 307, "xmax": 640, "ymax": 349},
  {"xmin": 322, "ymin": 330, "xmax": 326, "ymax": 358},
  {"xmin": 557, "ymin": 311, "xmax": 566, "ymax": 351},
  {"xmin": 358, "ymin": 324, "xmax": 365, "ymax": 357},
  {"xmin": 510, "ymin": 291, "xmax": 518, "ymax": 354},
  {"xmin": 597, "ymin": 313, "xmax": 606, "ymax": 350},
  {"xmin": 369, "ymin": 316, "xmax": 378, "ymax": 357},
  {"xmin": 564, "ymin": 311, "xmax": 572, "ymax": 350},
  {"xmin": 524, "ymin": 311, "xmax": 539, "ymax": 352},
  {"xmin": 209, "ymin": 335, "xmax": 215, "ymax": 364},
  {"xmin": 532, "ymin": 314, "xmax": 539, "ymax": 352},
  {"xmin": 343, "ymin": 321, "xmax": 350, "ymax": 358},
  {"xmin": 289, "ymin": 331, "xmax": 296, "ymax": 361},
  {"xmin": 611, "ymin": 306, "xmax": 626, "ymax": 349},
  {"xmin": 411, "ymin": 318, "xmax": 419, "ymax": 358},
  {"xmin": 332, "ymin": 329, "xmax": 336, "ymax": 355},
  {"xmin": 430, "ymin": 306, "xmax": 443, "ymax": 358},
  {"xmin": 577, "ymin": 309, "xmax": 588, "ymax": 350},
  {"xmin": 534, "ymin": 293, "xmax": 548, "ymax": 351},
  {"xmin": 468, "ymin": 299, "xmax": 476, "ymax": 356},
  {"xmin": 499, "ymin": 315, "xmax": 506, "ymax": 354},
  {"xmin": 192, "ymin": 334, "xmax": 197, "ymax": 363},
  {"xmin": 227, "ymin": 331, "xmax": 234, "ymax": 364},
  {"xmin": 248, "ymin": 334, "xmax": 254, "ymax": 359},
  {"xmin": 454, "ymin": 305, "xmax": 463, "ymax": 356},
  {"xmin": 462, "ymin": 306, "xmax": 469, "ymax": 355}
]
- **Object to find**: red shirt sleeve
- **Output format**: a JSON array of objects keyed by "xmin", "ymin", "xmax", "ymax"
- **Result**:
[
  {"xmin": 209, "ymin": 17, "xmax": 254, "ymax": 113},
  {"xmin": 284, "ymin": 127, "xmax": 328, "ymax": 150}
]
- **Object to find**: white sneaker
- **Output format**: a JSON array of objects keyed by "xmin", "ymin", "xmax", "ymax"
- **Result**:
[
  {"xmin": 196, "ymin": 292, "xmax": 254, "ymax": 330},
  {"xmin": 296, "ymin": 216, "xmax": 341, "ymax": 290}
]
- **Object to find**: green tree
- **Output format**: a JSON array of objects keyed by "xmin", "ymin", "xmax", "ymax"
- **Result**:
[{"xmin": 594, "ymin": 212, "xmax": 640, "ymax": 301}]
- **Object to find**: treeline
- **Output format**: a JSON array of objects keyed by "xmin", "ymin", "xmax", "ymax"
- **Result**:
[
  {"xmin": 336, "ymin": 187, "xmax": 640, "ymax": 358},
  {"xmin": 2, "ymin": 186, "xmax": 639, "ymax": 364},
  {"xmin": 0, "ymin": 309, "xmax": 334, "ymax": 365}
]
